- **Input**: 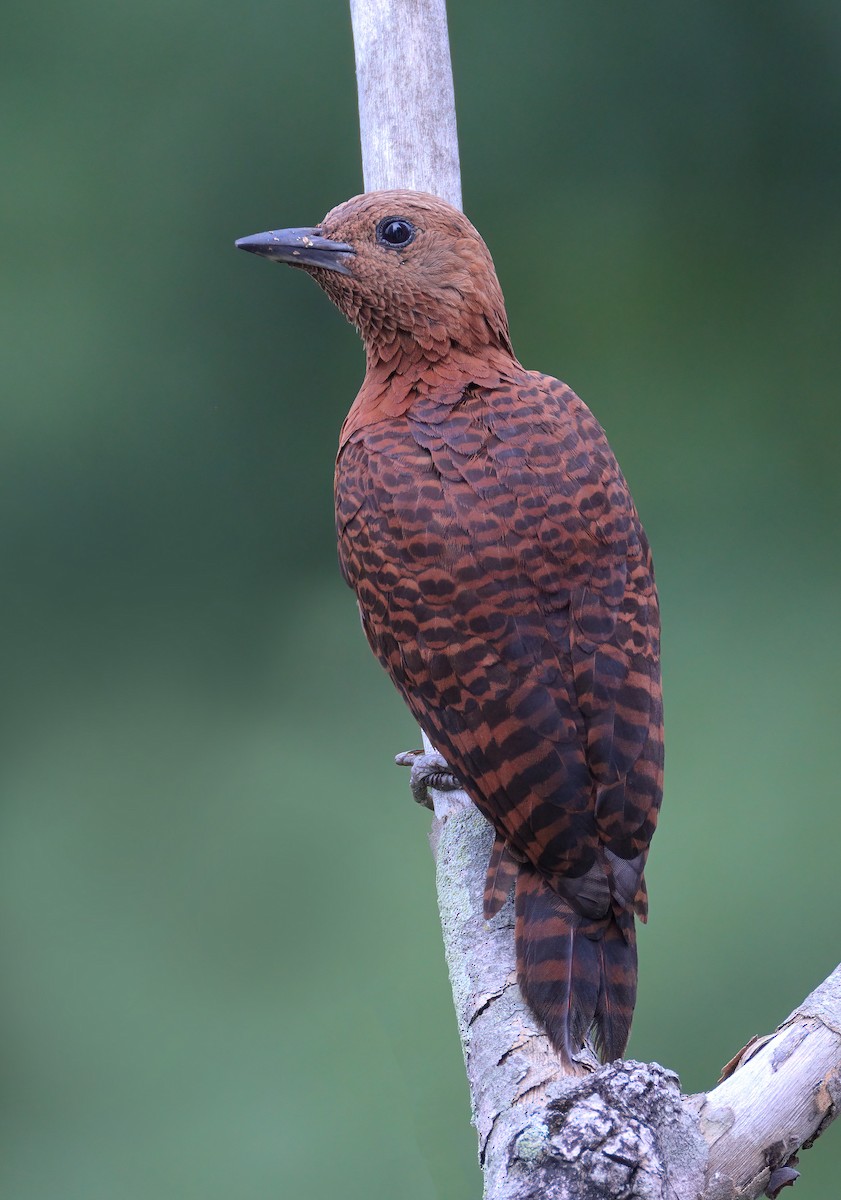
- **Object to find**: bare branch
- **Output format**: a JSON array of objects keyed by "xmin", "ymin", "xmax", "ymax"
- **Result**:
[{"xmin": 350, "ymin": 0, "xmax": 462, "ymax": 208}]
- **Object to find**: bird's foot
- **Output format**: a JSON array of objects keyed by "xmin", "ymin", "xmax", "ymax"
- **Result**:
[{"xmin": 394, "ymin": 749, "xmax": 463, "ymax": 810}]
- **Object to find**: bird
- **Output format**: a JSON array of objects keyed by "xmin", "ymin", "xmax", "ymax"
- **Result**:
[{"xmin": 236, "ymin": 190, "xmax": 663, "ymax": 1068}]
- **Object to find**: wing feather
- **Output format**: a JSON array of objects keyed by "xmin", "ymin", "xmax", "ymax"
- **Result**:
[{"xmin": 336, "ymin": 369, "xmax": 662, "ymax": 919}]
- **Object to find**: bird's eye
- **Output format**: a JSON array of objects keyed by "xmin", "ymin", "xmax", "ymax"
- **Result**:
[{"xmin": 377, "ymin": 218, "xmax": 415, "ymax": 248}]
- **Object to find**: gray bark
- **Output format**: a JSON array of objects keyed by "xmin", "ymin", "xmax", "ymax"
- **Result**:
[{"xmin": 348, "ymin": 1, "xmax": 841, "ymax": 1195}]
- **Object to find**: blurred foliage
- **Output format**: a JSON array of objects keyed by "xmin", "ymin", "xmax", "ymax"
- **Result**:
[{"xmin": 2, "ymin": 0, "xmax": 840, "ymax": 1196}]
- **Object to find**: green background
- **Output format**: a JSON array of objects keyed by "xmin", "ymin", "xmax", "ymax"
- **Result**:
[{"xmin": 4, "ymin": 1, "xmax": 840, "ymax": 1196}]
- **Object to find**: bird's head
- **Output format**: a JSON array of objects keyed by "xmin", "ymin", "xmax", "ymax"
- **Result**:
[{"xmin": 236, "ymin": 190, "xmax": 514, "ymax": 364}]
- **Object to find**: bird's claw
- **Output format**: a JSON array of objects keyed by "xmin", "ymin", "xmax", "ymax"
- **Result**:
[{"xmin": 395, "ymin": 749, "xmax": 464, "ymax": 810}]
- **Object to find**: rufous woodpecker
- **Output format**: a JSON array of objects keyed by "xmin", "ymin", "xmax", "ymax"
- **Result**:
[{"xmin": 237, "ymin": 191, "xmax": 663, "ymax": 1067}]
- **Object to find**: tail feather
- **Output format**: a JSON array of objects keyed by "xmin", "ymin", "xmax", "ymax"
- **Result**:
[
  {"xmin": 592, "ymin": 914, "xmax": 637, "ymax": 1062},
  {"xmin": 483, "ymin": 833, "xmax": 519, "ymax": 919},
  {"xmin": 515, "ymin": 868, "xmax": 637, "ymax": 1067}
]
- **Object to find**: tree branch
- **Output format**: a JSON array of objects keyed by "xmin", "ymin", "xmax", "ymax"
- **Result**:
[
  {"xmin": 350, "ymin": 0, "xmax": 461, "ymax": 208},
  {"xmin": 348, "ymin": 0, "xmax": 840, "ymax": 1194},
  {"xmin": 699, "ymin": 964, "xmax": 841, "ymax": 1198}
]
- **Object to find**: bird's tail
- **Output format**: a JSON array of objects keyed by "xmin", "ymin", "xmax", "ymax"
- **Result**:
[{"xmin": 514, "ymin": 867, "xmax": 637, "ymax": 1067}]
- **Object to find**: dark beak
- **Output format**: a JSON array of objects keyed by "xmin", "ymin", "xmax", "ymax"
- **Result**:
[{"xmin": 235, "ymin": 227, "xmax": 354, "ymax": 275}]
